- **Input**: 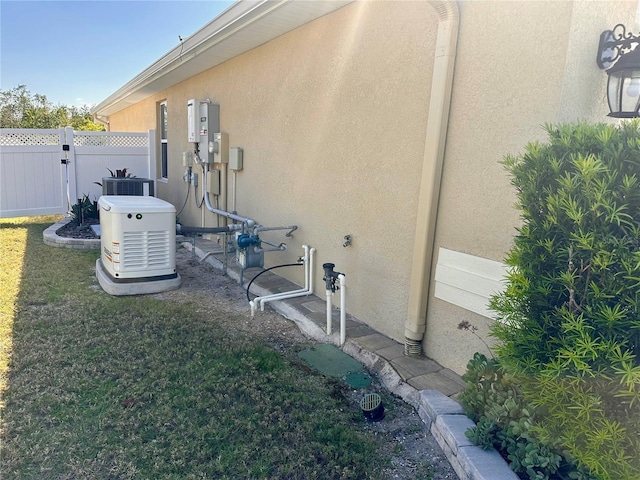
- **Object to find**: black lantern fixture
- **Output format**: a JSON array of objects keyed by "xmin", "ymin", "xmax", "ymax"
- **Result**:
[{"xmin": 597, "ymin": 24, "xmax": 640, "ymax": 118}]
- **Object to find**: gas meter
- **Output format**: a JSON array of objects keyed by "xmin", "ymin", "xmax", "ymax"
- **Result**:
[{"xmin": 235, "ymin": 233, "xmax": 264, "ymax": 269}]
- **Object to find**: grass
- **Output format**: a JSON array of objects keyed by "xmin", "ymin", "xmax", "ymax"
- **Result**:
[{"xmin": 0, "ymin": 216, "xmax": 387, "ymax": 479}]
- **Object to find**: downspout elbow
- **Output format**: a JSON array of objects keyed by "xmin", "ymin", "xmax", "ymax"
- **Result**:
[{"xmin": 93, "ymin": 115, "xmax": 110, "ymax": 131}]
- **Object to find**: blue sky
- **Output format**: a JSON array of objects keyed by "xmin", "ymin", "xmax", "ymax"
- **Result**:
[{"xmin": 0, "ymin": 0, "xmax": 233, "ymax": 107}]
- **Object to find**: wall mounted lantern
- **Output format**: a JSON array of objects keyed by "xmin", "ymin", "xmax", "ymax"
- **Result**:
[{"xmin": 597, "ymin": 24, "xmax": 640, "ymax": 118}]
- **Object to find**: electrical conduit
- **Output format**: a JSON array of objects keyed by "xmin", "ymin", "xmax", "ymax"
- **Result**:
[{"xmin": 203, "ymin": 164, "xmax": 256, "ymax": 227}]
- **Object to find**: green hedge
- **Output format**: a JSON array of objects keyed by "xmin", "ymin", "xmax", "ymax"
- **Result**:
[
  {"xmin": 461, "ymin": 353, "xmax": 589, "ymax": 480},
  {"xmin": 465, "ymin": 122, "xmax": 640, "ymax": 480}
]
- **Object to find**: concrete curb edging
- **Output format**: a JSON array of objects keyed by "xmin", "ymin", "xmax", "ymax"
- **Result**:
[
  {"xmin": 419, "ymin": 390, "xmax": 518, "ymax": 480},
  {"xmin": 184, "ymin": 241, "xmax": 518, "ymax": 480},
  {"xmin": 43, "ymin": 218, "xmax": 101, "ymax": 249}
]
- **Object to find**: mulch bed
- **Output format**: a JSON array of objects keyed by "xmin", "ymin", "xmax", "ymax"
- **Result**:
[{"xmin": 56, "ymin": 220, "xmax": 99, "ymax": 239}]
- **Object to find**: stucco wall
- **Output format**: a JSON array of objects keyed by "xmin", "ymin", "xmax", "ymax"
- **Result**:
[
  {"xmin": 107, "ymin": 0, "xmax": 638, "ymax": 374},
  {"xmin": 425, "ymin": 0, "xmax": 638, "ymax": 373},
  {"xmin": 110, "ymin": 1, "xmax": 439, "ymax": 344}
]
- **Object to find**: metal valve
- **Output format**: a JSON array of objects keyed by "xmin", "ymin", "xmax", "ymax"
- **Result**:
[{"xmin": 322, "ymin": 262, "xmax": 344, "ymax": 293}]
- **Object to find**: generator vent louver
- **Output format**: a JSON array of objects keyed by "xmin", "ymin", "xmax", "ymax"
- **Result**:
[{"xmin": 122, "ymin": 231, "xmax": 172, "ymax": 269}]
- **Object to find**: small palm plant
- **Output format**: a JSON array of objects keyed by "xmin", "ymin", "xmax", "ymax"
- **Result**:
[
  {"xmin": 70, "ymin": 194, "xmax": 98, "ymax": 226},
  {"xmin": 94, "ymin": 167, "xmax": 133, "ymax": 188}
]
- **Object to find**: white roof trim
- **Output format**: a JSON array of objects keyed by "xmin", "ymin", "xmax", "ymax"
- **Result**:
[{"xmin": 92, "ymin": 0, "xmax": 354, "ymax": 117}]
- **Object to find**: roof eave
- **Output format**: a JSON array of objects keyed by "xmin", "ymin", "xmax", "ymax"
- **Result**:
[{"xmin": 92, "ymin": 0, "xmax": 354, "ymax": 118}]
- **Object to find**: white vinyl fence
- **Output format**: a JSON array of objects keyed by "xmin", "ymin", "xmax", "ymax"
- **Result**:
[{"xmin": 0, "ymin": 127, "xmax": 156, "ymax": 218}]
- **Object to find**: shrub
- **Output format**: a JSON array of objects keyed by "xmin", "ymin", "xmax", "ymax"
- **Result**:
[
  {"xmin": 486, "ymin": 121, "xmax": 640, "ymax": 479},
  {"xmin": 94, "ymin": 167, "xmax": 133, "ymax": 188},
  {"xmin": 461, "ymin": 353, "xmax": 591, "ymax": 480},
  {"xmin": 70, "ymin": 194, "xmax": 98, "ymax": 225}
]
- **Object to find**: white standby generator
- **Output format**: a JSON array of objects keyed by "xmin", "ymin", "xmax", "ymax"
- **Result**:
[{"xmin": 96, "ymin": 195, "xmax": 181, "ymax": 296}]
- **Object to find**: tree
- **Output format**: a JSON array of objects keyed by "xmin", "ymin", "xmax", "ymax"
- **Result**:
[
  {"xmin": 67, "ymin": 105, "xmax": 105, "ymax": 131},
  {"xmin": 0, "ymin": 85, "xmax": 105, "ymax": 130}
]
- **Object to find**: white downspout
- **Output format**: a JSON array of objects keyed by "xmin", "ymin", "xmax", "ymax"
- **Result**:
[{"xmin": 404, "ymin": 0, "xmax": 459, "ymax": 356}]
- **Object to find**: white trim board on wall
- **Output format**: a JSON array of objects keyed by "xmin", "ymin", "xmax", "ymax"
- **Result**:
[{"xmin": 434, "ymin": 247, "xmax": 508, "ymax": 318}]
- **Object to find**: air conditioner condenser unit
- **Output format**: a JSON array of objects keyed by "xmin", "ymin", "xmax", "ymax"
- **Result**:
[{"xmin": 96, "ymin": 195, "xmax": 181, "ymax": 295}]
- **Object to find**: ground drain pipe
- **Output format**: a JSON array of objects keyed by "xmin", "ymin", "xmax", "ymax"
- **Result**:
[
  {"xmin": 323, "ymin": 263, "xmax": 347, "ymax": 345},
  {"xmin": 176, "ymin": 223, "xmax": 243, "ymax": 261},
  {"xmin": 176, "ymin": 224, "xmax": 242, "ymax": 235},
  {"xmin": 249, "ymin": 245, "xmax": 315, "ymax": 316}
]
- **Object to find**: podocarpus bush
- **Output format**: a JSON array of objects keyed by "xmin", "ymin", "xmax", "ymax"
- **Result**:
[
  {"xmin": 461, "ymin": 353, "xmax": 579, "ymax": 480},
  {"xmin": 486, "ymin": 122, "xmax": 640, "ymax": 479}
]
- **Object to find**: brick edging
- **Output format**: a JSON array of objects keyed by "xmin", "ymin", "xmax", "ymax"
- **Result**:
[
  {"xmin": 43, "ymin": 218, "xmax": 101, "ymax": 250},
  {"xmin": 418, "ymin": 390, "xmax": 518, "ymax": 480}
]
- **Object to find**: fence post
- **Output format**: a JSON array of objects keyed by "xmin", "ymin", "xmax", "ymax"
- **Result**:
[
  {"xmin": 64, "ymin": 126, "xmax": 78, "ymax": 210},
  {"xmin": 148, "ymin": 129, "xmax": 157, "ymax": 181}
]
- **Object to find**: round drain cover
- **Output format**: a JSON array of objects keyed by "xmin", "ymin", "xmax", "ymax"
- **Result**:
[{"xmin": 360, "ymin": 392, "xmax": 384, "ymax": 421}]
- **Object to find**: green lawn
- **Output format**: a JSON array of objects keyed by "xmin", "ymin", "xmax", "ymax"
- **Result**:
[{"xmin": 0, "ymin": 216, "xmax": 387, "ymax": 479}]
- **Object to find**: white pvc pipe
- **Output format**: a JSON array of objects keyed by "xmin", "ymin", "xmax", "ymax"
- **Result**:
[
  {"xmin": 249, "ymin": 246, "xmax": 315, "ymax": 315},
  {"xmin": 258, "ymin": 247, "xmax": 314, "ymax": 310},
  {"xmin": 339, "ymin": 274, "xmax": 346, "ymax": 345},
  {"xmin": 326, "ymin": 289, "xmax": 333, "ymax": 336},
  {"xmin": 259, "ymin": 246, "xmax": 313, "ymax": 307}
]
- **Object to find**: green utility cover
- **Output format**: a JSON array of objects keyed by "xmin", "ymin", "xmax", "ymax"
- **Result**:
[
  {"xmin": 298, "ymin": 344, "xmax": 371, "ymax": 388},
  {"xmin": 345, "ymin": 372, "xmax": 372, "ymax": 389}
]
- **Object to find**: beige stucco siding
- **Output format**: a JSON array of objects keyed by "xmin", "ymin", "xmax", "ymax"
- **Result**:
[
  {"xmin": 107, "ymin": 0, "xmax": 638, "ymax": 374},
  {"xmin": 110, "ymin": 1, "xmax": 439, "ymax": 343},
  {"xmin": 425, "ymin": 0, "xmax": 638, "ymax": 373}
]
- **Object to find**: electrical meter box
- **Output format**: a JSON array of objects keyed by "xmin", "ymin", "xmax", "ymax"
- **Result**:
[
  {"xmin": 98, "ymin": 196, "xmax": 177, "ymax": 281},
  {"xmin": 187, "ymin": 99, "xmax": 220, "ymax": 149},
  {"xmin": 229, "ymin": 147, "xmax": 243, "ymax": 170},
  {"xmin": 212, "ymin": 132, "xmax": 229, "ymax": 163}
]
